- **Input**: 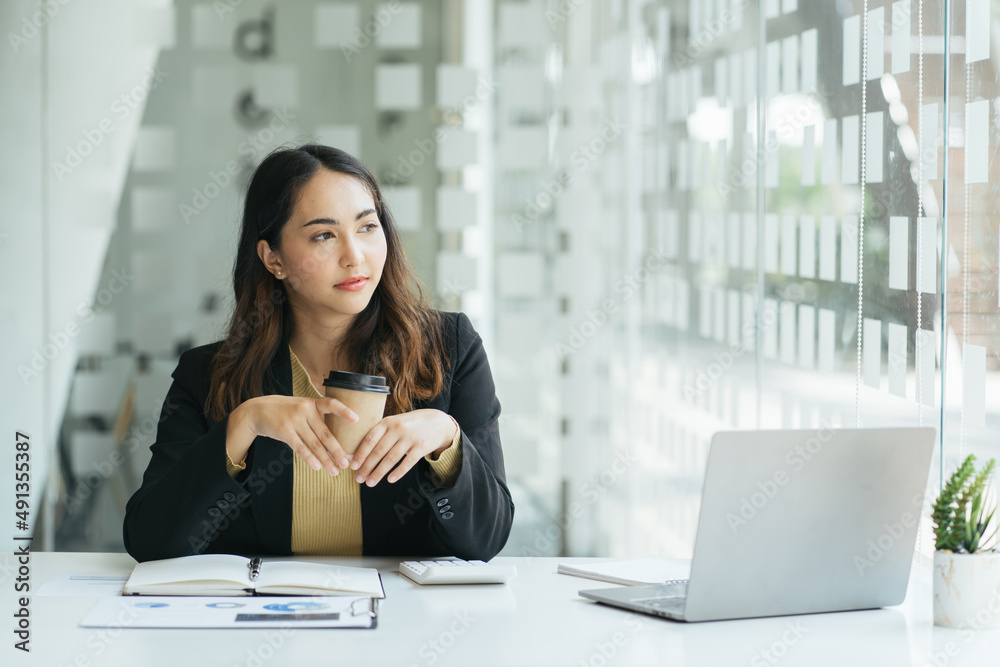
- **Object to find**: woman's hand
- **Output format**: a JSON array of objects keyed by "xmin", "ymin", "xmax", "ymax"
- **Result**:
[
  {"xmin": 349, "ymin": 409, "xmax": 457, "ymax": 486},
  {"xmin": 235, "ymin": 396, "xmax": 359, "ymax": 476}
]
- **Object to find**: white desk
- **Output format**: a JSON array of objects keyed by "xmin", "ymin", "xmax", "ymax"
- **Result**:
[{"xmin": 2, "ymin": 552, "xmax": 998, "ymax": 666}]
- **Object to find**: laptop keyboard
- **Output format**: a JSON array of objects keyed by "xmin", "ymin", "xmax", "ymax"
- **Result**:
[{"xmin": 631, "ymin": 581, "xmax": 689, "ymax": 615}]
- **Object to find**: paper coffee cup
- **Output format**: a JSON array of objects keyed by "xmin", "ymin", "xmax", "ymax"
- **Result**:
[{"xmin": 322, "ymin": 371, "xmax": 390, "ymax": 456}]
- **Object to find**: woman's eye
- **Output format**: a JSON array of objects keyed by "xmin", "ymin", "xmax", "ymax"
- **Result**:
[
  {"xmin": 362, "ymin": 222, "xmax": 379, "ymax": 232},
  {"xmin": 313, "ymin": 231, "xmax": 333, "ymax": 242}
]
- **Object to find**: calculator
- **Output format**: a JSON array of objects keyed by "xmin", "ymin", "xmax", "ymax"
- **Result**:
[{"xmin": 398, "ymin": 559, "xmax": 517, "ymax": 585}]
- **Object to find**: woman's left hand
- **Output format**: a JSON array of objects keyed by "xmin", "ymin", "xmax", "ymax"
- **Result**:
[{"xmin": 350, "ymin": 409, "xmax": 457, "ymax": 486}]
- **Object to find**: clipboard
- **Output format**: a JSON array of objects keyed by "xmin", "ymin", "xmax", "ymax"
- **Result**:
[{"xmin": 80, "ymin": 594, "xmax": 380, "ymax": 629}]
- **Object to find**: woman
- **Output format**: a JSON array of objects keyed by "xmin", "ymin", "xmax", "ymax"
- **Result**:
[{"xmin": 123, "ymin": 144, "xmax": 513, "ymax": 562}]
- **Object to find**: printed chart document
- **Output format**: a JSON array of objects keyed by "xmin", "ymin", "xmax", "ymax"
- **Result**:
[
  {"xmin": 81, "ymin": 595, "xmax": 378, "ymax": 629},
  {"xmin": 122, "ymin": 554, "xmax": 385, "ymax": 598},
  {"xmin": 557, "ymin": 557, "xmax": 692, "ymax": 586}
]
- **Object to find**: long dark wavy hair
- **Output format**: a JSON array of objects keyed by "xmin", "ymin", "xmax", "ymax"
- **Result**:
[{"xmin": 206, "ymin": 144, "xmax": 448, "ymax": 421}]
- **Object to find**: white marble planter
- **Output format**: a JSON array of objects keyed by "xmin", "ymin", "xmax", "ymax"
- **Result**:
[{"xmin": 933, "ymin": 550, "xmax": 1000, "ymax": 629}]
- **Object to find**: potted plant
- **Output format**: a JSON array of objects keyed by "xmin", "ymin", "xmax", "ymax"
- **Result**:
[{"xmin": 931, "ymin": 453, "xmax": 1000, "ymax": 629}]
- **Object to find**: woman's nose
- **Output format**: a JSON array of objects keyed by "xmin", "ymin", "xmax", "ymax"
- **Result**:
[{"xmin": 341, "ymin": 235, "xmax": 364, "ymax": 266}]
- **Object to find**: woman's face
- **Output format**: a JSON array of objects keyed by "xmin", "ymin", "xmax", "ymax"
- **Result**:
[{"xmin": 259, "ymin": 168, "xmax": 388, "ymax": 323}]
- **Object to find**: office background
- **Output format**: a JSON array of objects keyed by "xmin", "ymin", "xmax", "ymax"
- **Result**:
[{"xmin": 1, "ymin": 0, "xmax": 998, "ymax": 560}]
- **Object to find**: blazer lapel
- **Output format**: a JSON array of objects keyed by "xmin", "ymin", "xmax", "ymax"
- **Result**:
[{"xmin": 247, "ymin": 337, "xmax": 295, "ymax": 555}]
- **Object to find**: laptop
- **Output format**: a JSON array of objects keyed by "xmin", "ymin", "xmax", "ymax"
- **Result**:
[{"xmin": 579, "ymin": 427, "xmax": 936, "ymax": 622}]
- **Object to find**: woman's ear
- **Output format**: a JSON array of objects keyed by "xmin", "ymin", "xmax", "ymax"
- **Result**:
[{"xmin": 257, "ymin": 239, "xmax": 283, "ymax": 278}]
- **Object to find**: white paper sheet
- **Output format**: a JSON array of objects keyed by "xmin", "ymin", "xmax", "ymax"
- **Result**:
[
  {"xmin": 920, "ymin": 103, "xmax": 938, "ymax": 179},
  {"xmin": 782, "ymin": 35, "xmax": 798, "ymax": 95},
  {"xmin": 799, "ymin": 215, "xmax": 816, "ymax": 278},
  {"xmin": 916, "ymin": 328, "xmax": 936, "ymax": 406},
  {"xmin": 917, "ymin": 217, "xmax": 937, "ymax": 294},
  {"xmin": 742, "ymin": 212, "xmax": 757, "ymax": 270},
  {"xmin": 801, "ymin": 124, "xmax": 816, "ymax": 186},
  {"xmin": 822, "ymin": 117, "xmax": 838, "ymax": 184},
  {"xmin": 864, "ymin": 318, "xmax": 882, "ymax": 389},
  {"xmin": 713, "ymin": 287, "xmax": 726, "ymax": 343},
  {"xmin": 764, "ymin": 213, "xmax": 779, "ymax": 273},
  {"xmin": 131, "ymin": 186, "xmax": 174, "ymax": 231},
  {"xmin": 843, "ymin": 15, "xmax": 861, "ymax": 86},
  {"xmin": 798, "ymin": 305, "xmax": 815, "ymax": 369},
  {"xmin": 889, "ymin": 216, "xmax": 909, "ymax": 290},
  {"xmin": 727, "ymin": 212, "xmax": 742, "ymax": 268},
  {"xmin": 842, "ymin": 115, "xmax": 860, "ymax": 184},
  {"xmin": 37, "ymin": 572, "xmax": 128, "ymax": 597},
  {"xmin": 780, "ymin": 302, "xmax": 797, "ymax": 366},
  {"xmin": 728, "ymin": 289, "xmax": 741, "ymax": 346},
  {"xmin": 699, "ymin": 286, "xmax": 712, "ymax": 339},
  {"xmin": 375, "ymin": 63, "xmax": 422, "ymax": 110},
  {"xmin": 867, "ymin": 7, "xmax": 885, "ymax": 80},
  {"xmin": 729, "ymin": 52, "xmax": 742, "ymax": 107},
  {"xmin": 891, "ymin": 0, "xmax": 911, "ymax": 74},
  {"xmin": 715, "ymin": 58, "xmax": 728, "ymax": 106},
  {"xmin": 314, "ymin": 4, "xmax": 359, "ymax": 48},
  {"xmin": 742, "ymin": 292, "xmax": 757, "ymax": 351},
  {"xmin": 888, "ymin": 322, "xmax": 907, "ymax": 398},
  {"xmin": 763, "ymin": 298, "xmax": 779, "ymax": 359},
  {"xmin": 253, "ymin": 65, "xmax": 298, "ymax": 107},
  {"xmin": 965, "ymin": 100, "xmax": 989, "ymax": 184},
  {"xmin": 81, "ymin": 595, "xmax": 377, "ymax": 629},
  {"xmin": 963, "ymin": 344, "xmax": 986, "ymax": 428},
  {"xmin": 866, "ymin": 111, "xmax": 884, "ymax": 183},
  {"xmin": 781, "ymin": 214, "xmax": 798, "ymax": 275},
  {"xmin": 381, "ymin": 186, "xmax": 421, "ymax": 231},
  {"xmin": 841, "ymin": 215, "xmax": 859, "ymax": 284},
  {"xmin": 966, "ymin": 0, "xmax": 990, "ymax": 63},
  {"xmin": 557, "ymin": 558, "xmax": 691, "ymax": 586},
  {"xmin": 376, "ymin": 2, "xmax": 421, "ymax": 48},
  {"xmin": 766, "ymin": 41, "xmax": 780, "ymax": 99},
  {"xmin": 689, "ymin": 210, "xmax": 703, "ymax": 262},
  {"xmin": 801, "ymin": 28, "xmax": 817, "ymax": 92},
  {"xmin": 818, "ymin": 308, "xmax": 836, "ymax": 372}
]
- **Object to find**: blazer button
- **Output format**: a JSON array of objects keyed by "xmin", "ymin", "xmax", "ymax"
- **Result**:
[
  {"xmin": 439, "ymin": 505, "xmax": 451, "ymax": 513},
  {"xmin": 217, "ymin": 499, "xmax": 229, "ymax": 509},
  {"xmin": 223, "ymin": 492, "xmax": 236, "ymax": 502},
  {"xmin": 208, "ymin": 508, "xmax": 221, "ymax": 517},
  {"xmin": 436, "ymin": 498, "xmax": 449, "ymax": 507},
  {"xmin": 441, "ymin": 511, "xmax": 454, "ymax": 520}
]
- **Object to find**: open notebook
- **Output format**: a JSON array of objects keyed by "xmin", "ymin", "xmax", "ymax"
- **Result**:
[{"xmin": 122, "ymin": 554, "xmax": 385, "ymax": 598}]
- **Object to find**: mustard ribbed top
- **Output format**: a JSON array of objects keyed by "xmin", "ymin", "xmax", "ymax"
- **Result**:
[{"xmin": 225, "ymin": 345, "xmax": 462, "ymax": 555}]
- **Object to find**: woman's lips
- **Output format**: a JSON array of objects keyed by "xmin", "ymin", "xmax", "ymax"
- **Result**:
[{"xmin": 335, "ymin": 277, "xmax": 368, "ymax": 291}]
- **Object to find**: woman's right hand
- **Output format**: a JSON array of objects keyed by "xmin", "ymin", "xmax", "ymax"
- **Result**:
[{"xmin": 231, "ymin": 396, "xmax": 359, "ymax": 475}]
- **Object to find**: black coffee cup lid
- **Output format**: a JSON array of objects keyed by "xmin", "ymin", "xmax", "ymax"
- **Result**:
[{"xmin": 322, "ymin": 370, "xmax": 390, "ymax": 394}]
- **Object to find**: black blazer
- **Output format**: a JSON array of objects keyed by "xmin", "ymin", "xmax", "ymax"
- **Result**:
[{"xmin": 123, "ymin": 310, "xmax": 513, "ymax": 562}]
